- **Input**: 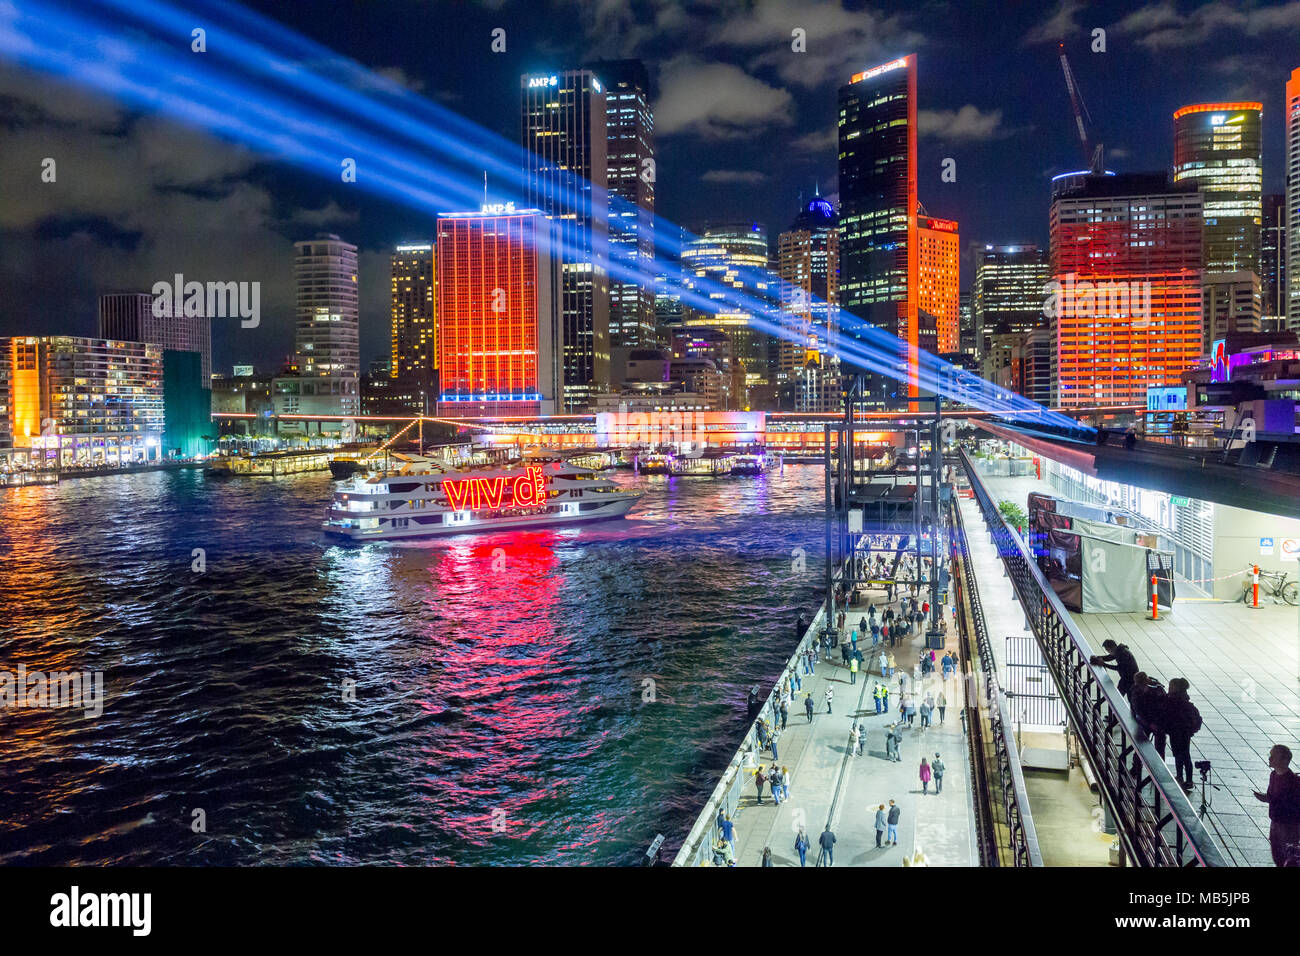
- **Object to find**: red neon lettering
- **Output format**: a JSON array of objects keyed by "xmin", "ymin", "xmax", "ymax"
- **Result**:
[
  {"xmin": 446, "ymin": 467, "xmax": 547, "ymax": 511},
  {"xmin": 479, "ymin": 476, "xmax": 507, "ymax": 508},
  {"xmin": 444, "ymin": 479, "xmax": 472, "ymax": 511}
]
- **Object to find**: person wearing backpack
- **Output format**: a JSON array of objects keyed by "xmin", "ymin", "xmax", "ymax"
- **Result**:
[
  {"xmin": 794, "ymin": 826, "xmax": 811, "ymax": 867},
  {"xmin": 1163, "ymin": 678, "xmax": 1201, "ymax": 792},
  {"xmin": 1130, "ymin": 672, "xmax": 1168, "ymax": 760},
  {"xmin": 753, "ymin": 765, "xmax": 768, "ymax": 804}
]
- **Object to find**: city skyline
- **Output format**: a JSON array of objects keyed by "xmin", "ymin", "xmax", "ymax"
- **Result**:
[{"xmin": 3, "ymin": 1, "xmax": 1298, "ymax": 376}]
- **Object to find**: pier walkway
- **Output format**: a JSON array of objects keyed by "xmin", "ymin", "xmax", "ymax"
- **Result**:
[
  {"xmin": 726, "ymin": 595, "xmax": 977, "ymax": 867},
  {"xmin": 962, "ymin": 468, "xmax": 1300, "ymax": 866}
]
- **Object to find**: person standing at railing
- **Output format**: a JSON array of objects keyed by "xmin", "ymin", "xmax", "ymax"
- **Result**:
[
  {"xmin": 1253, "ymin": 744, "xmax": 1300, "ymax": 867},
  {"xmin": 1089, "ymin": 639, "xmax": 1140, "ymax": 698}
]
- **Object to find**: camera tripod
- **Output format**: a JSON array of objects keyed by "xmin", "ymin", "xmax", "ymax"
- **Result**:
[{"xmin": 1196, "ymin": 764, "xmax": 1220, "ymax": 819}]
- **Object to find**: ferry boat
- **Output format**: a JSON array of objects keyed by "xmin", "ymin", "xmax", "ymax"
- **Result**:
[{"xmin": 322, "ymin": 450, "xmax": 644, "ymax": 541}]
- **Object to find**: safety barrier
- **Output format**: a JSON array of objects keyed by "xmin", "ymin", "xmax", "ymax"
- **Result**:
[
  {"xmin": 671, "ymin": 597, "xmax": 831, "ymax": 867},
  {"xmin": 949, "ymin": 489, "xmax": 1043, "ymax": 867},
  {"xmin": 959, "ymin": 447, "xmax": 1228, "ymax": 867}
]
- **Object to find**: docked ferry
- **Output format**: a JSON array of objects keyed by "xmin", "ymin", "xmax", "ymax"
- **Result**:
[{"xmin": 322, "ymin": 450, "xmax": 644, "ymax": 541}]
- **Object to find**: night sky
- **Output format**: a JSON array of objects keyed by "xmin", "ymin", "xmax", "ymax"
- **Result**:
[{"xmin": 1, "ymin": 0, "xmax": 1297, "ymax": 373}]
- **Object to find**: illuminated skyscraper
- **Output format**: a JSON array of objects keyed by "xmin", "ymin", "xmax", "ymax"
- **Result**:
[
  {"xmin": 838, "ymin": 55, "xmax": 917, "ymax": 406},
  {"xmin": 1173, "ymin": 102, "xmax": 1263, "ymax": 275},
  {"xmin": 777, "ymin": 196, "xmax": 839, "ymax": 380},
  {"xmin": 435, "ymin": 207, "xmax": 562, "ymax": 417},
  {"xmin": 290, "ymin": 234, "xmax": 359, "ymax": 416},
  {"xmin": 521, "ymin": 70, "xmax": 610, "ymax": 411},
  {"xmin": 1050, "ymin": 173, "xmax": 1203, "ymax": 407},
  {"xmin": 1262, "ymin": 193, "xmax": 1287, "ymax": 326},
  {"xmin": 917, "ymin": 217, "xmax": 959, "ymax": 355},
  {"xmin": 587, "ymin": 59, "xmax": 655, "ymax": 349},
  {"xmin": 1286, "ymin": 68, "xmax": 1300, "ymax": 327},
  {"xmin": 390, "ymin": 242, "xmax": 436, "ymax": 413},
  {"xmin": 681, "ymin": 222, "xmax": 774, "ymax": 406},
  {"xmin": 971, "ymin": 245, "xmax": 1050, "ymax": 353}
]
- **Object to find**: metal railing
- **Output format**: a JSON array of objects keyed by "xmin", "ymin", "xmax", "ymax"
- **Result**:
[
  {"xmin": 671, "ymin": 598, "xmax": 831, "ymax": 867},
  {"xmin": 959, "ymin": 447, "xmax": 1228, "ymax": 867},
  {"xmin": 949, "ymin": 490, "xmax": 1043, "ymax": 867}
]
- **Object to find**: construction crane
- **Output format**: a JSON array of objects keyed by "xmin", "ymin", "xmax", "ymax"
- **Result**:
[{"xmin": 1058, "ymin": 42, "xmax": 1104, "ymax": 173}]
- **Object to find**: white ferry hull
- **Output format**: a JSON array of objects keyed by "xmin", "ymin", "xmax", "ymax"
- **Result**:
[{"xmin": 323, "ymin": 493, "xmax": 639, "ymax": 542}]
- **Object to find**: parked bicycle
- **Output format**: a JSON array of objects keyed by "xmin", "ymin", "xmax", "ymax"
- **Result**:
[{"xmin": 1240, "ymin": 566, "xmax": 1300, "ymax": 606}]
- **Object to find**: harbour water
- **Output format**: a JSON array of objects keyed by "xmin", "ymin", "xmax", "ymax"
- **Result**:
[{"xmin": 0, "ymin": 466, "xmax": 824, "ymax": 865}]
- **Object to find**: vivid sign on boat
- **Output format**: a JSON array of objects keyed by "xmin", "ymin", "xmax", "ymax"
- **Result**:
[{"xmin": 442, "ymin": 465, "xmax": 548, "ymax": 511}]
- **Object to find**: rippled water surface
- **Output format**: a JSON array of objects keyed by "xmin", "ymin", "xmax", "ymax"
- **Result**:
[{"xmin": 0, "ymin": 466, "xmax": 824, "ymax": 865}]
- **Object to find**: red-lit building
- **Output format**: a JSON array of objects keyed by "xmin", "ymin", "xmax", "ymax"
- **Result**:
[
  {"xmin": 435, "ymin": 206, "xmax": 562, "ymax": 417},
  {"xmin": 1049, "ymin": 172, "xmax": 1203, "ymax": 407}
]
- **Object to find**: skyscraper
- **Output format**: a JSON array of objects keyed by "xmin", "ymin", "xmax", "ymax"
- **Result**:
[
  {"xmin": 971, "ymin": 245, "xmax": 1050, "ymax": 352},
  {"xmin": 1050, "ymin": 173, "xmax": 1203, "ymax": 407},
  {"xmin": 777, "ymin": 196, "xmax": 839, "ymax": 380},
  {"xmin": 435, "ymin": 207, "xmax": 562, "ymax": 417},
  {"xmin": 1173, "ymin": 102, "xmax": 1263, "ymax": 275},
  {"xmin": 289, "ymin": 234, "xmax": 359, "ymax": 416},
  {"xmin": 838, "ymin": 55, "xmax": 917, "ymax": 406},
  {"xmin": 1286, "ymin": 68, "xmax": 1300, "ymax": 327},
  {"xmin": 588, "ymin": 59, "xmax": 655, "ymax": 350},
  {"xmin": 390, "ymin": 242, "xmax": 436, "ymax": 413},
  {"xmin": 680, "ymin": 222, "xmax": 775, "ymax": 407},
  {"xmin": 521, "ymin": 69, "xmax": 610, "ymax": 411},
  {"xmin": 1262, "ymin": 193, "xmax": 1287, "ymax": 326},
  {"xmin": 917, "ymin": 216, "xmax": 959, "ymax": 355},
  {"xmin": 98, "ymin": 292, "xmax": 212, "ymax": 382}
]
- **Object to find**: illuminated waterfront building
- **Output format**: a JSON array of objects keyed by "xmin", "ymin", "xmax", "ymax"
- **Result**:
[
  {"xmin": 838, "ymin": 55, "xmax": 917, "ymax": 406},
  {"xmin": 1173, "ymin": 102, "xmax": 1263, "ymax": 275},
  {"xmin": 390, "ymin": 242, "xmax": 436, "ymax": 414},
  {"xmin": 777, "ymin": 195, "xmax": 839, "ymax": 397},
  {"xmin": 282, "ymin": 234, "xmax": 359, "ymax": 417},
  {"xmin": 521, "ymin": 69, "xmax": 610, "ymax": 410},
  {"xmin": 435, "ymin": 207, "xmax": 562, "ymax": 418},
  {"xmin": 587, "ymin": 59, "xmax": 656, "ymax": 350},
  {"xmin": 0, "ymin": 336, "xmax": 164, "ymax": 464},
  {"xmin": 917, "ymin": 216, "xmax": 959, "ymax": 355},
  {"xmin": 1049, "ymin": 172, "xmax": 1203, "ymax": 407},
  {"xmin": 680, "ymin": 222, "xmax": 775, "ymax": 405},
  {"xmin": 98, "ymin": 291, "xmax": 212, "ymax": 382}
]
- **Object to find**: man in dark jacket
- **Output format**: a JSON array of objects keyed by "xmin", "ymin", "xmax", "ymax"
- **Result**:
[
  {"xmin": 817, "ymin": 826, "xmax": 837, "ymax": 866},
  {"xmin": 1090, "ymin": 639, "xmax": 1140, "ymax": 698},
  {"xmin": 1162, "ymin": 677, "xmax": 1201, "ymax": 792},
  {"xmin": 1254, "ymin": 744, "xmax": 1300, "ymax": 866}
]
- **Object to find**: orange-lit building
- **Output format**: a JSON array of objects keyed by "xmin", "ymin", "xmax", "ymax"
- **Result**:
[
  {"xmin": 918, "ymin": 217, "xmax": 960, "ymax": 354},
  {"xmin": 0, "ymin": 336, "xmax": 164, "ymax": 464},
  {"xmin": 435, "ymin": 206, "xmax": 562, "ymax": 418},
  {"xmin": 1049, "ymin": 173, "xmax": 1203, "ymax": 407}
]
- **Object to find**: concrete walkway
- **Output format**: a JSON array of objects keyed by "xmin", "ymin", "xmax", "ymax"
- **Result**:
[
  {"xmin": 730, "ymin": 589, "xmax": 977, "ymax": 867},
  {"xmin": 961, "ymin": 471, "xmax": 1298, "ymax": 866}
]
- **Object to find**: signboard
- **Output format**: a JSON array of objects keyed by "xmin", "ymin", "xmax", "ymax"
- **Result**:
[
  {"xmin": 1170, "ymin": 496, "xmax": 1190, "ymax": 507},
  {"xmin": 1281, "ymin": 538, "xmax": 1300, "ymax": 559},
  {"xmin": 442, "ymin": 465, "xmax": 547, "ymax": 511},
  {"xmin": 1260, "ymin": 537, "xmax": 1275, "ymax": 556}
]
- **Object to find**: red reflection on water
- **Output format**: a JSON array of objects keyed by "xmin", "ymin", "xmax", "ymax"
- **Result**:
[{"xmin": 423, "ymin": 531, "xmax": 589, "ymax": 849}]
